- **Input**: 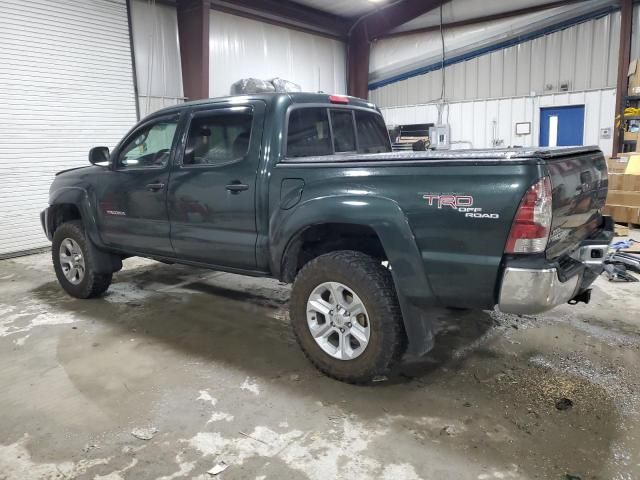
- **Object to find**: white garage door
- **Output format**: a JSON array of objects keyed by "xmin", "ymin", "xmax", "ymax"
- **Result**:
[{"xmin": 0, "ymin": 0, "xmax": 138, "ymax": 258}]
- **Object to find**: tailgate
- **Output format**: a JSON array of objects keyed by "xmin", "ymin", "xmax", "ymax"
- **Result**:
[{"xmin": 544, "ymin": 148, "xmax": 608, "ymax": 259}]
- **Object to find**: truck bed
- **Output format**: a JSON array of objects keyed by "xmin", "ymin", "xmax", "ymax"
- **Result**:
[
  {"xmin": 279, "ymin": 146, "xmax": 602, "ymax": 165},
  {"xmin": 273, "ymin": 145, "xmax": 608, "ymax": 308}
]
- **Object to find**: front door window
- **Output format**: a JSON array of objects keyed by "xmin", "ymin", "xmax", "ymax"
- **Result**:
[{"xmin": 118, "ymin": 120, "xmax": 178, "ymax": 169}]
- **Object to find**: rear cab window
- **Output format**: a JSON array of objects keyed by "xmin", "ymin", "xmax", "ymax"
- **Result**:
[
  {"xmin": 330, "ymin": 110, "xmax": 356, "ymax": 153},
  {"xmin": 355, "ymin": 110, "xmax": 391, "ymax": 154},
  {"xmin": 287, "ymin": 108, "xmax": 332, "ymax": 157},
  {"xmin": 286, "ymin": 106, "xmax": 390, "ymax": 159}
]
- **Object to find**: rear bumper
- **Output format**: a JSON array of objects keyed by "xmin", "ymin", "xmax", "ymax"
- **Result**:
[
  {"xmin": 498, "ymin": 267, "xmax": 581, "ymax": 314},
  {"xmin": 498, "ymin": 216, "xmax": 613, "ymax": 315}
]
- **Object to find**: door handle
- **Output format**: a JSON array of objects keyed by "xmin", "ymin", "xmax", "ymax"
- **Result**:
[
  {"xmin": 146, "ymin": 182, "xmax": 165, "ymax": 191},
  {"xmin": 226, "ymin": 182, "xmax": 249, "ymax": 193}
]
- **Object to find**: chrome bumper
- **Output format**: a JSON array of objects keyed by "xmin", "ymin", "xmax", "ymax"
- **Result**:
[
  {"xmin": 498, "ymin": 267, "xmax": 581, "ymax": 314},
  {"xmin": 498, "ymin": 243, "xmax": 608, "ymax": 315}
]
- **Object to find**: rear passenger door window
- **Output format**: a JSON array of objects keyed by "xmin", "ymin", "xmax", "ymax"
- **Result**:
[
  {"xmin": 330, "ymin": 109, "xmax": 356, "ymax": 153},
  {"xmin": 183, "ymin": 110, "xmax": 253, "ymax": 166}
]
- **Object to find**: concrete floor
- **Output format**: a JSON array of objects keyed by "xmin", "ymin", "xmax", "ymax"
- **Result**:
[{"xmin": 0, "ymin": 248, "xmax": 639, "ymax": 480}]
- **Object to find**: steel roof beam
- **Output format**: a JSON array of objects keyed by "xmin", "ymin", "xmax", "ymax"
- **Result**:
[
  {"xmin": 347, "ymin": 0, "xmax": 447, "ymax": 99},
  {"xmin": 209, "ymin": 0, "xmax": 351, "ymax": 39},
  {"xmin": 376, "ymin": 0, "xmax": 588, "ymax": 40}
]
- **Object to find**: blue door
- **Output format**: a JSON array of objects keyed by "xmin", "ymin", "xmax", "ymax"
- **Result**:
[{"xmin": 539, "ymin": 105, "xmax": 585, "ymax": 147}]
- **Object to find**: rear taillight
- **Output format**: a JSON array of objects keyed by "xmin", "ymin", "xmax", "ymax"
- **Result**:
[{"xmin": 505, "ymin": 176, "xmax": 552, "ymax": 254}]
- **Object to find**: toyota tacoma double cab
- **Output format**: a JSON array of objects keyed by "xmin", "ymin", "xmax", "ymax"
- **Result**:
[{"xmin": 41, "ymin": 92, "xmax": 613, "ymax": 383}]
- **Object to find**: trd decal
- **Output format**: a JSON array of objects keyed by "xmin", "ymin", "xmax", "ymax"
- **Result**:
[
  {"xmin": 421, "ymin": 193, "xmax": 499, "ymax": 219},
  {"xmin": 423, "ymin": 194, "xmax": 473, "ymax": 209},
  {"xmin": 100, "ymin": 199, "xmax": 127, "ymax": 217}
]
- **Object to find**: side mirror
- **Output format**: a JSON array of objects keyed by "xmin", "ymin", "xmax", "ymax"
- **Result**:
[{"xmin": 89, "ymin": 146, "xmax": 110, "ymax": 165}]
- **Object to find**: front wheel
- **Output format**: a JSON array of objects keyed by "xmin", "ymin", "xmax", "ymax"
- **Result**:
[
  {"xmin": 52, "ymin": 221, "xmax": 112, "ymax": 299},
  {"xmin": 290, "ymin": 251, "xmax": 406, "ymax": 384}
]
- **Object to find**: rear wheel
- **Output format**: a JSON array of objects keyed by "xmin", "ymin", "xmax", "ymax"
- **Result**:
[
  {"xmin": 52, "ymin": 221, "xmax": 112, "ymax": 298},
  {"xmin": 290, "ymin": 251, "xmax": 406, "ymax": 384}
]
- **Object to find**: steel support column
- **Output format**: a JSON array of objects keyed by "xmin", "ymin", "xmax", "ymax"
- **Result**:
[
  {"xmin": 347, "ymin": 24, "xmax": 370, "ymax": 100},
  {"xmin": 347, "ymin": 0, "xmax": 446, "ymax": 100},
  {"xmin": 613, "ymin": 0, "xmax": 633, "ymax": 157},
  {"xmin": 177, "ymin": 0, "xmax": 209, "ymax": 100}
]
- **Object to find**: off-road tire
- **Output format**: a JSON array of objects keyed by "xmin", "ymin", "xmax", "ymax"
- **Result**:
[
  {"xmin": 52, "ymin": 221, "xmax": 112, "ymax": 299},
  {"xmin": 290, "ymin": 250, "xmax": 406, "ymax": 384}
]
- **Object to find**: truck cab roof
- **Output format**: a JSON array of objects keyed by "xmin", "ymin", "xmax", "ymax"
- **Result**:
[{"xmin": 145, "ymin": 92, "xmax": 379, "ymax": 121}]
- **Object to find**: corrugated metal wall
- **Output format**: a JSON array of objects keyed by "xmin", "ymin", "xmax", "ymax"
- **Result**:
[
  {"xmin": 208, "ymin": 10, "xmax": 346, "ymax": 98},
  {"xmin": 130, "ymin": 0, "xmax": 184, "ymax": 118},
  {"xmin": 370, "ymin": 11, "xmax": 620, "ymax": 107},
  {"xmin": 380, "ymin": 89, "xmax": 616, "ymax": 153}
]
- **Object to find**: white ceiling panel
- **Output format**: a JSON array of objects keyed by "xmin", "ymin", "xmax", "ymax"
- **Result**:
[{"xmin": 289, "ymin": 0, "xmax": 379, "ymax": 19}]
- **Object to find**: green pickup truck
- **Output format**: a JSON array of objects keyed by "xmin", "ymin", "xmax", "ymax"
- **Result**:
[{"xmin": 41, "ymin": 92, "xmax": 613, "ymax": 383}]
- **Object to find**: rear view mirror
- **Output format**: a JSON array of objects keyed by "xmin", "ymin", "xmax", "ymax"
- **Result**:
[{"xmin": 89, "ymin": 146, "xmax": 110, "ymax": 165}]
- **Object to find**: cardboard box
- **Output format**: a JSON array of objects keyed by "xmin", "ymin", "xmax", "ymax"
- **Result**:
[
  {"xmin": 607, "ymin": 190, "xmax": 640, "ymax": 207},
  {"xmin": 609, "ymin": 173, "xmax": 623, "ymax": 190},
  {"xmin": 629, "ymin": 59, "xmax": 640, "ymax": 96},
  {"xmin": 605, "ymin": 204, "xmax": 640, "ymax": 224},
  {"xmin": 627, "ymin": 154, "xmax": 640, "ymax": 174},
  {"xmin": 622, "ymin": 174, "xmax": 640, "ymax": 191},
  {"xmin": 624, "ymin": 131, "xmax": 640, "ymax": 142},
  {"xmin": 607, "ymin": 156, "xmax": 629, "ymax": 173}
]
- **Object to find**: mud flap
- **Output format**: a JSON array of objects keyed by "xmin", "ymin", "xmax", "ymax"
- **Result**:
[
  {"xmin": 398, "ymin": 296, "xmax": 435, "ymax": 357},
  {"xmin": 85, "ymin": 234, "xmax": 122, "ymax": 274}
]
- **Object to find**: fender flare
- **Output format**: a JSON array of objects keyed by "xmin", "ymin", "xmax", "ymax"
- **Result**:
[
  {"xmin": 271, "ymin": 195, "xmax": 437, "ymax": 356},
  {"xmin": 49, "ymin": 187, "xmax": 121, "ymax": 274},
  {"xmin": 49, "ymin": 187, "xmax": 102, "ymax": 244}
]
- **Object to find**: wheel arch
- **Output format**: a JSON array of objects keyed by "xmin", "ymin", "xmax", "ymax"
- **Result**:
[
  {"xmin": 49, "ymin": 188, "xmax": 121, "ymax": 275},
  {"xmin": 48, "ymin": 187, "xmax": 102, "ymax": 247},
  {"xmin": 271, "ymin": 195, "xmax": 437, "ymax": 356}
]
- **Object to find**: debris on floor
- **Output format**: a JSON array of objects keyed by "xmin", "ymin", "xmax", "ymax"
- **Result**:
[
  {"xmin": 207, "ymin": 461, "xmax": 229, "ymax": 476},
  {"xmin": 615, "ymin": 223, "xmax": 629, "ymax": 236},
  {"xmin": 439, "ymin": 425, "xmax": 458, "ymax": 436},
  {"xmin": 131, "ymin": 427, "xmax": 158, "ymax": 441},
  {"xmin": 555, "ymin": 398, "xmax": 574, "ymax": 411},
  {"xmin": 603, "ymin": 263, "xmax": 639, "ymax": 282},
  {"xmin": 603, "ymin": 233, "xmax": 640, "ymax": 281},
  {"xmin": 607, "ymin": 251, "xmax": 640, "ymax": 272},
  {"xmin": 610, "ymin": 238, "xmax": 640, "ymax": 252}
]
